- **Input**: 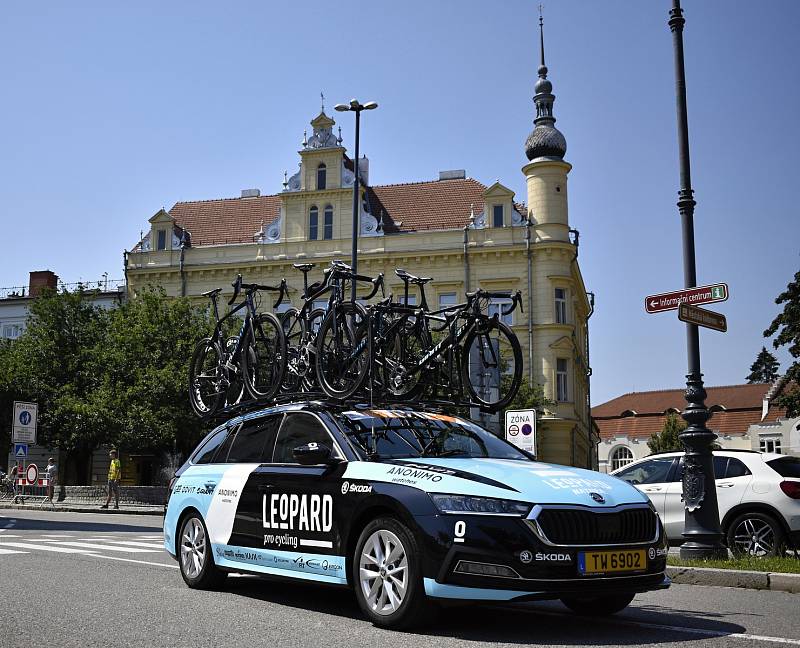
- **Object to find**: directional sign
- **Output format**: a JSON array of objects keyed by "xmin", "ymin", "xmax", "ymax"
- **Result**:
[
  {"xmin": 505, "ymin": 409, "xmax": 536, "ymax": 456},
  {"xmin": 14, "ymin": 443, "xmax": 28, "ymax": 458},
  {"xmin": 645, "ymin": 283, "xmax": 728, "ymax": 314},
  {"xmin": 12, "ymin": 401, "xmax": 37, "ymax": 444},
  {"xmin": 678, "ymin": 303, "xmax": 728, "ymax": 333}
]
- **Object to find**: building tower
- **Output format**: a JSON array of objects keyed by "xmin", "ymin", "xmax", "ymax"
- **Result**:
[{"xmin": 523, "ymin": 13, "xmax": 594, "ymax": 465}]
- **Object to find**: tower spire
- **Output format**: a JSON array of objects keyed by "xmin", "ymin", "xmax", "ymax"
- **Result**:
[{"xmin": 525, "ymin": 7, "xmax": 567, "ymax": 161}]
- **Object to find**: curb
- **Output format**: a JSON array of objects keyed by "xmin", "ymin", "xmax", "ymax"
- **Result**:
[
  {"xmin": 0, "ymin": 503, "xmax": 163, "ymax": 516},
  {"xmin": 666, "ymin": 565, "xmax": 800, "ymax": 594}
]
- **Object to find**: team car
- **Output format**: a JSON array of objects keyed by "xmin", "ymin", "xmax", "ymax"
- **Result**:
[{"xmin": 164, "ymin": 402, "xmax": 670, "ymax": 628}]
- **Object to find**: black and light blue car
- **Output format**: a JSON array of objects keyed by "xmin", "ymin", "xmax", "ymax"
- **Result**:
[{"xmin": 164, "ymin": 402, "xmax": 669, "ymax": 628}]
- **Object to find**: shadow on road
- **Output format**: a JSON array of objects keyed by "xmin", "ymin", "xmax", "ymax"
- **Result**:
[
  {"xmin": 1, "ymin": 516, "xmax": 157, "ymax": 534},
  {"xmin": 223, "ymin": 576, "xmax": 748, "ymax": 644}
]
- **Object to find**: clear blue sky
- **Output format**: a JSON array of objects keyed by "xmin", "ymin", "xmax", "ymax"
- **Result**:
[{"xmin": 1, "ymin": 1, "xmax": 798, "ymax": 405}]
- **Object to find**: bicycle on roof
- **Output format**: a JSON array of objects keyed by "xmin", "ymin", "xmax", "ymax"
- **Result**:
[{"xmin": 189, "ymin": 274, "xmax": 288, "ymax": 417}]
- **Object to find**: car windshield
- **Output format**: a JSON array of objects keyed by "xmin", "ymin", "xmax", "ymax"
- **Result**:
[
  {"xmin": 767, "ymin": 456, "xmax": 800, "ymax": 478},
  {"xmin": 334, "ymin": 409, "xmax": 531, "ymax": 461}
]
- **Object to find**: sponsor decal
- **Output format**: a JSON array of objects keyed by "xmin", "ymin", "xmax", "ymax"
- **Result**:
[
  {"xmin": 174, "ymin": 484, "xmax": 213, "ymax": 495},
  {"xmin": 262, "ymin": 493, "xmax": 333, "ymax": 532},
  {"xmin": 216, "ymin": 488, "xmax": 238, "ymax": 503},
  {"xmin": 519, "ymin": 550, "xmax": 533, "ymax": 564},
  {"xmin": 454, "ymin": 520, "xmax": 466, "ymax": 544},
  {"xmin": 291, "ymin": 556, "xmax": 342, "ymax": 572},
  {"xmin": 535, "ymin": 552, "xmax": 572, "ymax": 563},
  {"xmin": 340, "ymin": 481, "xmax": 372, "ymax": 495},
  {"xmin": 652, "ymin": 547, "xmax": 668, "ymax": 558},
  {"xmin": 263, "ymin": 532, "xmax": 299, "ymax": 549},
  {"xmin": 386, "ymin": 465, "xmax": 445, "ymax": 486},
  {"xmin": 540, "ymin": 476, "xmax": 613, "ymax": 496}
]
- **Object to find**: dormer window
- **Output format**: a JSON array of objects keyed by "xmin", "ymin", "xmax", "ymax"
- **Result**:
[
  {"xmin": 493, "ymin": 204, "xmax": 504, "ymax": 227},
  {"xmin": 323, "ymin": 205, "xmax": 333, "ymax": 240},
  {"xmin": 156, "ymin": 229, "xmax": 167, "ymax": 251},
  {"xmin": 309, "ymin": 206, "xmax": 319, "ymax": 240},
  {"xmin": 317, "ymin": 163, "xmax": 327, "ymax": 190}
]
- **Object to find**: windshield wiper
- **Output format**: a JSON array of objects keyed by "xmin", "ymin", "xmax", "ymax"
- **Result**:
[{"xmin": 420, "ymin": 448, "xmax": 470, "ymax": 458}]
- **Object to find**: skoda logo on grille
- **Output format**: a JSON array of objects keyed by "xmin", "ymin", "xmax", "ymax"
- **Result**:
[{"xmin": 590, "ymin": 492, "xmax": 605, "ymax": 504}]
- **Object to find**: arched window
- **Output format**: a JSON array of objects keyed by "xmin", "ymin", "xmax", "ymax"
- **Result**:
[
  {"xmin": 323, "ymin": 205, "xmax": 333, "ymax": 240},
  {"xmin": 317, "ymin": 163, "xmax": 326, "ymax": 190},
  {"xmin": 610, "ymin": 446, "xmax": 634, "ymax": 471},
  {"xmin": 309, "ymin": 206, "xmax": 318, "ymax": 240}
]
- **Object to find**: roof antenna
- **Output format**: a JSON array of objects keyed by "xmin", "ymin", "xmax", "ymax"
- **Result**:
[{"xmin": 320, "ymin": 91, "xmax": 325, "ymax": 112}]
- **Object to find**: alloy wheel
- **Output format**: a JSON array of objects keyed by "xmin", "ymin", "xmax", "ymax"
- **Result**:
[
  {"xmin": 181, "ymin": 517, "xmax": 207, "ymax": 579},
  {"xmin": 359, "ymin": 529, "xmax": 409, "ymax": 616},
  {"xmin": 732, "ymin": 517, "xmax": 775, "ymax": 556}
]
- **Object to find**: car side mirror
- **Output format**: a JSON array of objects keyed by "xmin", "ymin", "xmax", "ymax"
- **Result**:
[{"xmin": 293, "ymin": 442, "xmax": 334, "ymax": 465}]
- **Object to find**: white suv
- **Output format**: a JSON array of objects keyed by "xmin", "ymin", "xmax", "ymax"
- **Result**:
[{"xmin": 612, "ymin": 451, "xmax": 800, "ymax": 556}]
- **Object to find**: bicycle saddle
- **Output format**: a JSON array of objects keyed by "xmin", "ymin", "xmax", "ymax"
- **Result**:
[
  {"xmin": 395, "ymin": 268, "xmax": 432, "ymax": 285},
  {"xmin": 201, "ymin": 288, "xmax": 222, "ymax": 298},
  {"xmin": 293, "ymin": 263, "xmax": 315, "ymax": 272}
]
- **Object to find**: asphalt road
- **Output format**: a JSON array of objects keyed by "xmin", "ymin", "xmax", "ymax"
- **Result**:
[{"xmin": 1, "ymin": 509, "xmax": 798, "ymax": 648}]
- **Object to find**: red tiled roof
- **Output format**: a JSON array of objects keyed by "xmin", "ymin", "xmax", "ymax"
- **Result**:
[
  {"xmin": 592, "ymin": 383, "xmax": 787, "ymax": 440},
  {"xmin": 156, "ymin": 178, "xmax": 526, "ymax": 247}
]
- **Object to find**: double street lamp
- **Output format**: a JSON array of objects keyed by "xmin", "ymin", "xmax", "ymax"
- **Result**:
[{"xmin": 334, "ymin": 99, "xmax": 378, "ymax": 301}]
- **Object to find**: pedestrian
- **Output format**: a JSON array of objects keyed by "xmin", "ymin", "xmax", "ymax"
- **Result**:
[
  {"xmin": 45, "ymin": 457, "xmax": 58, "ymax": 502},
  {"xmin": 101, "ymin": 450, "xmax": 121, "ymax": 510}
]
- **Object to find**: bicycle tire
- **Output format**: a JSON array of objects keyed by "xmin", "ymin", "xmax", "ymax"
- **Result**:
[
  {"xmin": 377, "ymin": 317, "xmax": 427, "ymax": 401},
  {"xmin": 241, "ymin": 312, "xmax": 287, "ymax": 400},
  {"xmin": 223, "ymin": 336, "xmax": 245, "ymax": 407},
  {"xmin": 460, "ymin": 319, "xmax": 522, "ymax": 411},
  {"xmin": 315, "ymin": 302, "xmax": 368, "ymax": 399},
  {"xmin": 280, "ymin": 308, "xmax": 303, "ymax": 393},
  {"xmin": 189, "ymin": 337, "xmax": 225, "ymax": 416}
]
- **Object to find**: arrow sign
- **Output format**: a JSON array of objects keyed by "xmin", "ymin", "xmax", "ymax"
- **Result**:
[
  {"xmin": 678, "ymin": 303, "xmax": 728, "ymax": 332},
  {"xmin": 645, "ymin": 283, "xmax": 728, "ymax": 314}
]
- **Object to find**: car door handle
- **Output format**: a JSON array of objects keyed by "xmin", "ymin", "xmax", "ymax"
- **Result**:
[
  {"xmin": 716, "ymin": 482, "xmax": 734, "ymax": 488},
  {"xmin": 643, "ymin": 487, "xmax": 663, "ymax": 492},
  {"xmin": 258, "ymin": 484, "xmax": 274, "ymax": 493}
]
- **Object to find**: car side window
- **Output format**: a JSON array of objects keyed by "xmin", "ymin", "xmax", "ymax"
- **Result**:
[
  {"xmin": 616, "ymin": 458, "xmax": 675, "ymax": 485},
  {"xmin": 272, "ymin": 413, "xmax": 335, "ymax": 464},
  {"xmin": 713, "ymin": 456, "xmax": 729, "ymax": 479},
  {"xmin": 213, "ymin": 425, "xmax": 239, "ymax": 463},
  {"xmin": 227, "ymin": 415, "xmax": 282, "ymax": 463},
  {"xmin": 724, "ymin": 457, "xmax": 750, "ymax": 478},
  {"xmin": 193, "ymin": 428, "xmax": 229, "ymax": 464}
]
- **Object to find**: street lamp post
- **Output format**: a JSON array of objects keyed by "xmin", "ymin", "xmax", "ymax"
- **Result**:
[
  {"xmin": 668, "ymin": 0, "xmax": 727, "ymax": 559},
  {"xmin": 334, "ymin": 99, "xmax": 378, "ymax": 301}
]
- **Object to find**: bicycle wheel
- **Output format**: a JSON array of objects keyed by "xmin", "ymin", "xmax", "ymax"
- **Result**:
[
  {"xmin": 378, "ymin": 317, "xmax": 426, "ymax": 401},
  {"xmin": 315, "ymin": 302, "xmax": 368, "ymax": 399},
  {"xmin": 189, "ymin": 338, "xmax": 225, "ymax": 416},
  {"xmin": 460, "ymin": 319, "xmax": 522, "ymax": 410},
  {"xmin": 223, "ymin": 336, "xmax": 245, "ymax": 407},
  {"xmin": 280, "ymin": 308, "xmax": 303, "ymax": 393},
  {"xmin": 241, "ymin": 313, "xmax": 287, "ymax": 400}
]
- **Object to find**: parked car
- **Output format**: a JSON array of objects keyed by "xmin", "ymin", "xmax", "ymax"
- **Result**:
[
  {"xmin": 612, "ymin": 450, "xmax": 800, "ymax": 556},
  {"xmin": 164, "ymin": 402, "xmax": 669, "ymax": 629}
]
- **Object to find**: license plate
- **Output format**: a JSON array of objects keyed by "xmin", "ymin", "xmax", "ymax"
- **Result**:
[{"xmin": 578, "ymin": 549, "xmax": 647, "ymax": 575}]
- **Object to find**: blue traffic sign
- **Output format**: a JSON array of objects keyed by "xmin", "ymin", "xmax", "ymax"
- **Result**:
[
  {"xmin": 14, "ymin": 443, "xmax": 28, "ymax": 458},
  {"xmin": 19, "ymin": 411, "xmax": 31, "ymax": 426}
]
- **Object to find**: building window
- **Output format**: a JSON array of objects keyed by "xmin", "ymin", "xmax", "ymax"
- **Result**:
[
  {"xmin": 493, "ymin": 204, "xmax": 504, "ymax": 228},
  {"xmin": 438, "ymin": 292, "xmax": 457, "ymax": 316},
  {"xmin": 309, "ymin": 206, "xmax": 319, "ymax": 240},
  {"xmin": 760, "ymin": 438, "xmax": 782, "ymax": 454},
  {"xmin": 156, "ymin": 229, "xmax": 167, "ymax": 251},
  {"xmin": 2, "ymin": 324, "xmax": 23, "ymax": 339},
  {"xmin": 488, "ymin": 295, "xmax": 513, "ymax": 326},
  {"xmin": 323, "ymin": 205, "xmax": 333, "ymax": 240},
  {"xmin": 556, "ymin": 358, "xmax": 569, "ymax": 402},
  {"xmin": 317, "ymin": 163, "xmax": 326, "ymax": 190},
  {"xmin": 313, "ymin": 299, "xmax": 328, "ymax": 312},
  {"xmin": 555, "ymin": 287, "xmax": 567, "ymax": 324},
  {"xmin": 610, "ymin": 446, "xmax": 634, "ymax": 471}
]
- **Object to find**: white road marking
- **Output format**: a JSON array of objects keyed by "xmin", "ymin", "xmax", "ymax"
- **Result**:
[
  {"xmin": 39, "ymin": 534, "xmax": 75, "ymax": 538},
  {"xmin": 105, "ymin": 541, "xmax": 165, "ymax": 549},
  {"xmin": 85, "ymin": 553, "xmax": 178, "ymax": 569},
  {"xmin": 0, "ymin": 542, "xmax": 94, "ymax": 554},
  {"xmin": 44, "ymin": 541, "xmax": 161, "ymax": 553},
  {"xmin": 0, "ymin": 548, "xmax": 28, "ymax": 555}
]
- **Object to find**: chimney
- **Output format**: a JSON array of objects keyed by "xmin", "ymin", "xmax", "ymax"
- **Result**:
[
  {"xmin": 29, "ymin": 270, "xmax": 58, "ymax": 297},
  {"xmin": 439, "ymin": 169, "xmax": 466, "ymax": 181},
  {"xmin": 241, "ymin": 188, "xmax": 261, "ymax": 198}
]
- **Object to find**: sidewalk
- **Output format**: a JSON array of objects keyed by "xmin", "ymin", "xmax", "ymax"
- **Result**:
[{"xmin": 0, "ymin": 500, "xmax": 163, "ymax": 516}]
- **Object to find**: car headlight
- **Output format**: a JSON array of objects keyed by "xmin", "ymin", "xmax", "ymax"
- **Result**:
[{"xmin": 430, "ymin": 493, "xmax": 532, "ymax": 516}]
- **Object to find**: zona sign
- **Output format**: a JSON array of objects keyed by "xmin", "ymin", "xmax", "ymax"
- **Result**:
[{"xmin": 645, "ymin": 283, "xmax": 728, "ymax": 314}]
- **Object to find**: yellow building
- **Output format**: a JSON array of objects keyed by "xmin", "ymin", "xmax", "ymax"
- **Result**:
[{"xmin": 125, "ymin": 38, "xmax": 597, "ymax": 468}]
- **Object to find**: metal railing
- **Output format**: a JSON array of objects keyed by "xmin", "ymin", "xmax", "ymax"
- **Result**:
[{"xmin": 0, "ymin": 278, "xmax": 125, "ymax": 300}]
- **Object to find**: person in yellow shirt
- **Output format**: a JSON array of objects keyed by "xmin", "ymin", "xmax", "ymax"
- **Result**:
[{"xmin": 101, "ymin": 449, "xmax": 121, "ymax": 510}]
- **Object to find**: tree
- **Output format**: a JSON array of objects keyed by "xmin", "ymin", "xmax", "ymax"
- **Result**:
[
  {"xmin": 647, "ymin": 413, "xmax": 686, "ymax": 454},
  {"xmin": 764, "ymin": 270, "xmax": 800, "ymax": 417},
  {"xmin": 746, "ymin": 347, "xmax": 780, "ymax": 384},
  {"xmin": 504, "ymin": 379, "xmax": 556, "ymax": 415}
]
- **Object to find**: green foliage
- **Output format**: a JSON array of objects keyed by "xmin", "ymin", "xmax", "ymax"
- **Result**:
[
  {"xmin": 647, "ymin": 413, "xmax": 686, "ymax": 454},
  {"xmin": 504, "ymin": 378, "xmax": 555, "ymax": 415},
  {"xmin": 0, "ymin": 286, "xmax": 212, "ymax": 461},
  {"xmin": 747, "ymin": 346, "xmax": 780, "ymax": 384},
  {"xmin": 764, "ymin": 270, "xmax": 800, "ymax": 417}
]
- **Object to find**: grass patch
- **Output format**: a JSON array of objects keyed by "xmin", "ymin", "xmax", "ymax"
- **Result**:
[{"xmin": 668, "ymin": 554, "xmax": 800, "ymax": 574}]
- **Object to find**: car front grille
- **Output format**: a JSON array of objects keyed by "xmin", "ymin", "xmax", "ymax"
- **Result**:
[{"xmin": 533, "ymin": 507, "xmax": 657, "ymax": 546}]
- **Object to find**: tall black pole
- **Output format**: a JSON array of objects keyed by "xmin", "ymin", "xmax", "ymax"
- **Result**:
[
  {"xmin": 350, "ymin": 109, "xmax": 361, "ymax": 302},
  {"xmin": 668, "ymin": 0, "xmax": 726, "ymax": 559}
]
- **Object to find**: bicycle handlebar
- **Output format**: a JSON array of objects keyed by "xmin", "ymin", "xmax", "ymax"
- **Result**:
[
  {"xmin": 362, "ymin": 273, "xmax": 385, "ymax": 300},
  {"xmin": 228, "ymin": 274, "xmax": 242, "ymax": 305},
  {"xmin": 502, "ymin": 291, "xmax": 524, "ymax": 316}
]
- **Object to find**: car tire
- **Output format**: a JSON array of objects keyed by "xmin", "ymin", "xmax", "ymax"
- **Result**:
[
  {"xmin": 178, "ymin": 513, "xmax": 228, "ymax": 590},
  {"xmin": 560, "ymin": 593, "xmax": 635, "ymax": 616},
  {"xmin": 352, "ymin": 517, "xmax": 433, "ymax": 630},
  {"xmin": 726, "ymin": 511, "xmax": 786, "ymax": 557}
]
